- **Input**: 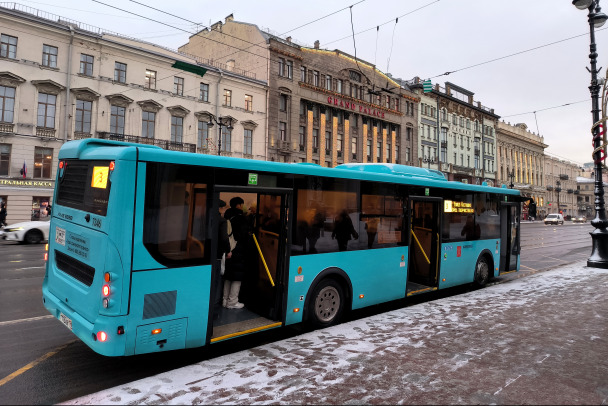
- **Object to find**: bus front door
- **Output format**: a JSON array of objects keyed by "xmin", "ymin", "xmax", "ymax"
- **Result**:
[
  {"xmin": 499, "ymin": 203, "xmax": 520, "ymax": 273},
  {"xmin": 210, "ymin": 189, "xmax": 290, "ymax": 344},
  {"xmin": 407, "ymin": 198, "xmax": 441, "ymax": 295}
]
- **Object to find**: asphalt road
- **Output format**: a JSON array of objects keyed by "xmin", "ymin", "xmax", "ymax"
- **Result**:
[{"xmin": 0, "ymin": 221, "xmax": 596, "ymax": 405}]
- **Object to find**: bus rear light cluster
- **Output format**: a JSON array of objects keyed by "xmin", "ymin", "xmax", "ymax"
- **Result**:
[
  {"xmin": 101, "ymin": 272, "xmax": 113, "ymax": 309},
  {"xmin": 97, "ymin": 331, "xmax": 107, "ymax": 342},
  {"xmin": 44, "ymin": 244, "xmax": 49, "ymax": 261}
]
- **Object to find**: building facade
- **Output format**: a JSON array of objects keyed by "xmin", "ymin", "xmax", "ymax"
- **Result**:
[
  {"xmin": 544, "ymin": 155, "xmax": 580, "ymax": 218},
  {"xmin": 0, "ymin": 4, "xmax": 267, "ymax": 223},
  {"xmin": 410, "ymin": 79, "xmax": 499, "ymax": 185},
  {"xmin": 496, "ymin": 121, "xmax": 547, "ymax": 219},
  {"xmin": 180, "ymin": 15, "xmax": 420, "ymax": 167}
]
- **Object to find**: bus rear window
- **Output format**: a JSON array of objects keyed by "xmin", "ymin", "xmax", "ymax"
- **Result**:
[{"xmin": 56, "ymin": 160, "xmax": 112, "ymax": 216}]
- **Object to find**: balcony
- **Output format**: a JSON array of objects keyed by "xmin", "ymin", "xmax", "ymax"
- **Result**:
[
  {"xmin": 559, "ymin": 174, "xmax": 569, "ymax": 180},
  {"xmin": 546, "ymin": 186, "xmax": 554, "ymax": 191},
  {"xmin": 73, "ymin": 132, "xmax": 91, "ymax": 140},
  {"xmin": 36, "ymin": 127, "xmax": 56, "ymax": 138},
  {"xmin": 474, "ymin": 147, "xmax": 480, "ymax": 156},
  {"xmin": 96, "ymin": 132, "xmax": 196, "ymax": 153},
  {"xmin": 0, "ymin": 122, "xmax": 14, "ymax": 133}
]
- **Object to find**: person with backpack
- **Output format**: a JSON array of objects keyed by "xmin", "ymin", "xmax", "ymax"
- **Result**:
[{"xmin": 223, "ymin": 197, "xmax": 251, "ymax": 309}]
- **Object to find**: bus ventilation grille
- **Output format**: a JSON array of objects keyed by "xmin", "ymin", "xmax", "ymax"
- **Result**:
[
  {"xmin": 57, "ymin": 161, "xmax": 88, "ymax": 206},
  {"xmin": 143, "ymin": 291, "xmax": 177, "ymax": 320},
  {"xmin": 55, "ymin": 250, "xmax": 95, "ymax": 286}
]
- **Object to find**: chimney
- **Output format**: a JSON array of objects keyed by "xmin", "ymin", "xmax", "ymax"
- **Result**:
[
  {"xmin": 314, "ymin": 40, "xmax": 320, "ymax": 49},
  {"xmin": 286, "ymin": 36, "xmax": 292, "ymax": 43},
  {"xmin": 225, "ymin": 13, "xmax": 234, "ymax": 22}
]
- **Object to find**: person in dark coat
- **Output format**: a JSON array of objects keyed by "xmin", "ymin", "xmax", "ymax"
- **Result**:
[
  {"xmin": 332, "ymin": 209, "xmax": 358, "ymax": 251},
  {"xmin": 223, "ymin": 196, "xmax": 250, "ymax": 309},
  {"xmin": 0, "ymin": 203, "xmax": 6, "ymax": 227}
]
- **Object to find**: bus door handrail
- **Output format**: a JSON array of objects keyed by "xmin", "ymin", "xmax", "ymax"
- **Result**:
[
  {"xmin": 410, "ymin": 228, "xmax": 431, "ymax": 265},
  {"xmin": 252, "ymin": 234, "xmax": 275, "ymax": 287}
]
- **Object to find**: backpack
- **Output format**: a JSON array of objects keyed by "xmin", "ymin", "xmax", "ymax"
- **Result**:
[{"xmin": 226, "ymin": 219, "xmax": 238, "ymax": 251}]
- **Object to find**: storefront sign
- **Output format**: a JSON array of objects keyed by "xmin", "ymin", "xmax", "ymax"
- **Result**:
[
  {"xmin": 326, "ymin": 96, "xmax": 386, "ymax": 119},
  {"xmin": 0, "ymin": 179, "xmax": 53, "ymax": 187}
]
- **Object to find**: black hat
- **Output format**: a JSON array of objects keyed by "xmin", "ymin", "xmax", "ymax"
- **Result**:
[{"xmin": 219, "ymin": 199, "xmax": 226, "ymax": 208}]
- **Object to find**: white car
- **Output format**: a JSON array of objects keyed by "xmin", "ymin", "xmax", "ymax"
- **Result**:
[
  {"xmin": 2, "ymin": 220, "xmax": 50, "ymax": 244},
  {"xmin": 544, "ymin": 213, "xmax": 564, "ymax": 226}
]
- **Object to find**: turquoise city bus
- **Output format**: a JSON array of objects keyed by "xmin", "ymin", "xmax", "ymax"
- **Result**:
[{"xmin": 42, "ymin": 139, "xmax": 522, "ymax": 356}]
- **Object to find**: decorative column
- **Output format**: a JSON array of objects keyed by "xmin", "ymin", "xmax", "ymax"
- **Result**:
[
  {"xmin": 391, "ymin": 128, "xmax": 396, "ymax": 164},
  {"xmin": 381, "ymin": 126, "xmax": 387, "ymax": 164},
  {"xmin": 306, "ymin": 108, "xmax": 313, "ymax": 163},
  {"xmin": 372, "ymin": 124, "xmax": 378, "ymax": 163},
  {"xmin": 343, "ymin": 117, "xmax": 350, "ymax": 164},
  {"xmin": 319, "ymin": 110, "xmax": 327, "ymax": 167},
  {"xmin": 362, "ymin": 123, "xmax": 368, "ymax": 163},
  {"xmin": 332, "ymin": 116, "xmax": 338, "ymax": 167}
]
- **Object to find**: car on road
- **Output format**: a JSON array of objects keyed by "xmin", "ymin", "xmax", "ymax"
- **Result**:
[
  {"xmin": 572, "ymin": 216, "xmax": 587, "ymax": 223},
  {"xmin": 2, "ymin": 220, "xmax": 50, "ymax": 244},
  {"xmin": 544, "ymin": 213, "xmax": 564, "ymax": 225}
]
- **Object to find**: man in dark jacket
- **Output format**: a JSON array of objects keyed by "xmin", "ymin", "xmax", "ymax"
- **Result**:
[{"xmin": 214, "ymin": 200, "xmax": 231, "ymax": 317}]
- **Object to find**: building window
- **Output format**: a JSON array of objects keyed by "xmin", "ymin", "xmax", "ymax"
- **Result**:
[
  {"xmin": 286, "ymin": 60, "xmax": 293, "ymax": 79},
  {"xmin": 325, "ymin": 131, "xmax": 331, "ymax": 152},
  {"xmin": 174, "ymin": 77, "xmax": 184, "ymax": 96},
  {"xmin": 405, "ymin": 147, "xmax": 410, "ymax": 162},
  {"xmin": 171, "ymin": 116, "xmax": 183, "ymax": 143},
  {"xmin": 75, "ymin": 99, "xmax": 92, "ymax": 134},
  {"xmin": 279, "ymin": 122, "xmax": 287, "ymax": 141},
  {"xmin": 110, "ymin": 105, "xmax": 125, "ymax": 134},
  {"xmin": 367, "ymin": 139, "xmax": 372, "ymax": 160},
  {"xmin": 34, "ymin": 147, "xmax": 53, "ymax": 179},
  {"xmin": 395, "ymin": 98, "xmax": 400, "ymax": 112},
  {"xmin": 0, "ymin": 144, "xmax": 10, "ymax": 176},
  {"xmin": 79, "ymin": 54, "xmax": 94, "ymax": 76},
  {"xmin": 245, "ymin": 94, "xmax": 253, "ymax": 111},
  {"xmin": 114, "ymin": 62, "xmax": 127, "ymax": 83},
  {"xmin": 278, "ymin": 58, "xmax": 285, "ymax": 76},
  {"xmin": 223, "ymin": 89, "xmax": 232, "ymax": 107},
  {"xmin": 244, "ymin": 129, "xmax": 253, "ymax": 155},
  {"xmin": 42, "ymin": 44, "xmax": 58, "ymax": 68},
  {"xmin": 200, "ymin": 83, "xmax": 209, "ymax": 102},
  {"xmin": 37, "ymin": 93, "xmax": 56, "ymax": 128},
  {"xmin": 197, "ymin": 120, "xmax": 208, "ymax": 149},
  {"xmin": 312, "ymin": 128, "xmax": 319, "ymax": 148},
  {"xmin": 300, "ymin": 66, "xmax": 306, "ymax": 82},
  {"xmin": 351, "ymin": 136, "xmax": 357, "ymax": 155},
  {"xmin": 299, "ymin": 126, "xmax": 306, "ymax": 150},
  {"xmin": 313, "ymin": 71, "xmax": 319, "ymax": 87},
  {"xmin": 337, "ymin": 79, "xmax": 343, "ymax": 94},
  {"xmin": 145, "ymin": 69, "xmax": 156, "ymax": 89},
  {"xmin": 349, "ymin": 71, "xmax": 361, "ymax": 82},
  {"xmin": 326, "ymin": 75, "xmax": 332, "ymax": 91},
  {"xmin": 0, "ymin": 85, "xmax": 15, "ymax": 123},
  {"xmin": 280, "ymin": 94, "xmax": 288, "ymax": 112},
  {"xmin": 338, "ymin": 133, "xmax": 343, "ymax": 152},
  {"xmin": 142, "ymin": 111, "xmax": 155, "ymax": 138},
  {"xmin": 1, "ymin": 34, "xmax": 17, "ymax": 59},
  {"xmin": 221, "ymin": 126, "xmax": 232, "ymax": 152}
]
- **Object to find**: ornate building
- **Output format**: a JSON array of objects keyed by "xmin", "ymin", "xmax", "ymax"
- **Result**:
[
  {"xmin": 179, "ymin": 15, "xmax": 419, "ymax": 167},
  {"xmin": 544, "ymin": 155, "xmax": 581, "ymax": 218},
  {"xmin": 409, "ymin": 79, "xmax": 499, "ymax": 185},
  {"xmin": 0, "ymin": 4, "xmax": 267, "ymax": 223},
  {"xmin": 496, "ymin": 121, "xmax": 547, "ymax": 219}
]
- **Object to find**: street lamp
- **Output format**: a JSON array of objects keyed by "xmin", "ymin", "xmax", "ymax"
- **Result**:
[
  {"xmin": 207, "ymin": 116, "xmax": 234, "ymax": 156},
  {"xmin": 573, "ymin": 0, "xmax": 608, "ymax": 268},
  {"xmin": 555, "ymin": 180, "xmax": 562, "ymax": 214},
  {"xmin": 422, "ymin": 155, "xmax": 435, "ymax": 169},
  {"xmin": 507, "ymin": 168, "xmax": 515, "ymax": 189}
]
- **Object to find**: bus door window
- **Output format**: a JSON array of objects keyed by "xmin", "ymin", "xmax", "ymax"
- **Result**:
[{"xmin": 360, "ymin": 183, "xmax": 405, "ymax": 250}]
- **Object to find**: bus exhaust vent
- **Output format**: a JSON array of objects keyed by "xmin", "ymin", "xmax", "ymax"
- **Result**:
[
  {"xmin": 55, "ymin": 250, "xmax": 95, "ymax": 286},
  {"xmin": 143, "ymin": 291, "xmax": 177, "ymax": 320}
]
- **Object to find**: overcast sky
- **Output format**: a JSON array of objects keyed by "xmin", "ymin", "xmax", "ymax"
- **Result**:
[{"xmin": 19, "ymin": 0, "xmax": 608, "ymax": 166}]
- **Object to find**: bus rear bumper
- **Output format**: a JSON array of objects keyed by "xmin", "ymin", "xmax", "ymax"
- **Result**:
[{"xmin": 42, "ymin": 287, "xmax": 127, "ymax": 357}]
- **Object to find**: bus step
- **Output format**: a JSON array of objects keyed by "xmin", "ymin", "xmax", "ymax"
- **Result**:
[{"xmin": 211, "ymin": 317, "xmax": 282, "ymax": 343}]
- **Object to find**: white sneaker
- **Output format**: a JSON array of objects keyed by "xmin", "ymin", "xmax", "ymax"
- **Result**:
[{"xmin": 226, "ymin": 302, "xmax": 244, "ymax": 309}]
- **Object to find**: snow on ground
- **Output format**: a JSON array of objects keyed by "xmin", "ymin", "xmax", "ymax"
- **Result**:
[{"xmin": 63, "ymin": 261, "xmax": 608, "ymax": 405}]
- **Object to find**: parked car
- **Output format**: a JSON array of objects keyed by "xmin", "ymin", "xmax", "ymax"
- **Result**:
[
  {"xmin": 2, "ymin": 220, "xmax": 50, "ymax": 244},
  {"xmin": 573, "ymin": 216, "xmax": 588, "ymax": 223},
  {"xmin": 544, "ymin": 213, "xmax": 564, "ymax": 225}
]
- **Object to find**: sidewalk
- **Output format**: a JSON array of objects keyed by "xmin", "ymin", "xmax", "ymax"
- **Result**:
[{"xmin": 63, "ymin": 261, "xmax": 608, "ymax": 405}]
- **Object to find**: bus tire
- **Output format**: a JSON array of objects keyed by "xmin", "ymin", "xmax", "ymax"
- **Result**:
[
  {"xmin": 308, "ymin": 278, "xmax": 345, "ymax": 328},
  {"xmin": 473, "ymin": 254, "xmax": 490, "ymax": 287}
]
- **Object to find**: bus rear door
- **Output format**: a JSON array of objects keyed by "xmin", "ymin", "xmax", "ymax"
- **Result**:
[
  {"xmin": 499, "ymin": 202, "xmax": 520, "ymax": 273},
  {"xmin": 407, "ymin": 197, "xmax": 442, "ymax": 296}
]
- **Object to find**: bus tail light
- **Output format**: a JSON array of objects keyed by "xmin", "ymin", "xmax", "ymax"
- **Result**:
[
  {"xmin": 104, "ymin": 272, "xmax": 111, "ymax": 282},
  {"xmin": 44, "ymin": 243, "xmax": 49, "ymax": 261},
  {"xmin": 151, "ymin": 328, "xmax": 162, "ymax": 335},
  {"xmin": 102, "ymin": 298, "xmax": 109, "ymax": 308},
  {"xmin": 109, "ymin": 161, "xmax": 115, "ymax": 171},
  {"xmin": 102, "ymin": 284, "xmax": 110, "ymax": 297},
  {"xmin": 97, "ymin": 331, "xmax": 108, "ymax": 342}
]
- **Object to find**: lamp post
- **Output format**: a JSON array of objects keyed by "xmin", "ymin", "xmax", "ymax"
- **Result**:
[
  {"xmin": 207, "ymin": 116, "xmax": 234, "ymax": 156},
  {"xmin": 422, "ymin": 155, "xmax": 435, "ymax": 169},
  {"xmin": 507, "ymin": 168, "xmax": 515, "ymax": 189},
  {"xmin": 573, "ymin": 0, "xmax": 608, "ymax": 268},
  {"xmin": 555, "ymin": 179, "xmax": 562, "ymax": 214}
]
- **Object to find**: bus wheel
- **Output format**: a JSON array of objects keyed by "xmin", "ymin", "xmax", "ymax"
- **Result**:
[
  {"xmin": 473, "ymin": 255, "xmax": 490, "ymax": 287},
  {"xmin": 308, "ymin": 279, "xmax": 345, "ymax": 328}
]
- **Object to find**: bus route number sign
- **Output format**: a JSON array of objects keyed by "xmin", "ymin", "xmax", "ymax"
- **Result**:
[{"xmin": 248, "ymin": 173, "xmax": 258, "ymax": 185}]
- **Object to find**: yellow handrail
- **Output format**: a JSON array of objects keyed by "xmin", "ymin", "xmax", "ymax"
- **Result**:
[
  {"xmin": 410, "ymin": 229, "xmax": 430, "ymax": 265},
  {"xmin": 252, "ymin": 234, "xmax": 275, "ymax": 287}
]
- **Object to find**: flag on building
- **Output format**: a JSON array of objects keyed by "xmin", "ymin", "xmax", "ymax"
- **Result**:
[{"xmin": 20, "ymin": 161, "xmax": 27, "ymax": 178}]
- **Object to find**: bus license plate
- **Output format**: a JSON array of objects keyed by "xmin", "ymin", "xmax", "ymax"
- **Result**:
[{"xmin": 59, "ymin": 313, "xmax": 72, "ymax": 331}]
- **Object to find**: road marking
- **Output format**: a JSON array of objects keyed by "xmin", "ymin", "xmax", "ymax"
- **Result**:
[
  {"xmin": 9, "ymin": 260, "xmax": 22, "ymax": 263},
  {"xmin": 16, "ymin": 266, "xmax": 45, "ymax": 270},
  {"xmin": 538, "ymin": 354, "xmax": 551, "ymax": 364},
  {"xmin": 0, "ymin": 340, "xmax": 76, "ymax": 387},
  {"xmin": 493, "ymin": 374, "xmax": 522, "ymax": 396},
  {"xmin": 519, "ymin": 264, "xmax": 538, "ymax": 272},
  {"xmin": 0, "ymin": 315, "xmax": 54, "ymax": 326}
]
